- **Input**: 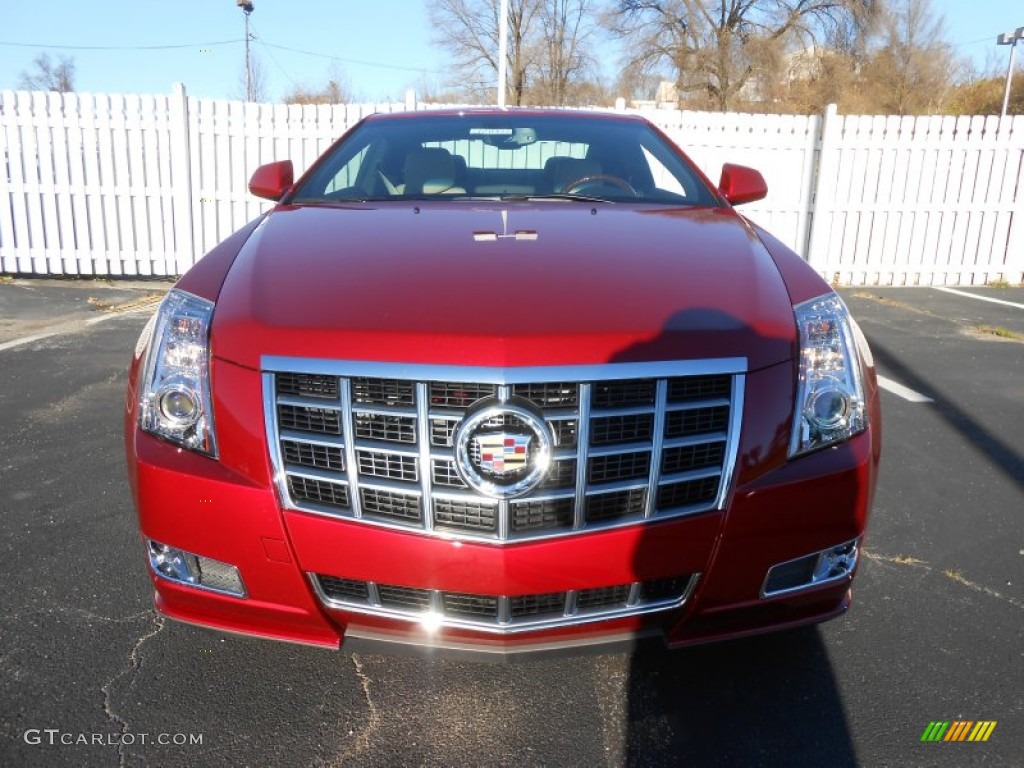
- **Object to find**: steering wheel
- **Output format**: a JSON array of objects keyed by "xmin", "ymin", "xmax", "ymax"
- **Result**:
[{"xmin": 563, "ymin": 174, "xmax": 638, "ymax": 196}]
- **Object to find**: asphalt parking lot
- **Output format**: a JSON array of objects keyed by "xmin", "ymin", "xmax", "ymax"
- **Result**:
[{"xmin": 0, "ymin": 279, "xmax": 1021, "ymax": 767}]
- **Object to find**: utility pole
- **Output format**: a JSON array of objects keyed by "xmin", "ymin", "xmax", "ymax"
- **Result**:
[
  {"xmin": 497, "ymin": 0, "xmax": 508, "ymax": 108},
  {"xmin": 238, "ymin": 1, "xmax": 255, "ymax": 102},
  {"xmin": 997, "ymin": 27, "xmax": 1023, "ymax": 120}
]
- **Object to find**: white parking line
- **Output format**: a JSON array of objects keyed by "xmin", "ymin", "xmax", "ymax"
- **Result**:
[
  {"xmin": 934, "ymin": 287, "xmax": 1024, "ymax": 309},
  {"xmin": 85, "ymin": 312, "xmax": 122, "ymax": 326},
  {"xmin": 0, "ymin": 306, "xmax": 155, "ymax": 353},
  {"xmin": 877, "ymin": 375, "xmax": 934, "ymax": 403},
  {"xmin": 0, "ymin": 332, "xmax": 58, "ymax": 352}
]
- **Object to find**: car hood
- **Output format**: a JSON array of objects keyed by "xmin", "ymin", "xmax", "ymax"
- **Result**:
[{"xmin": 211, "ymin": 202, "xmax": 798, "ymax": 371}]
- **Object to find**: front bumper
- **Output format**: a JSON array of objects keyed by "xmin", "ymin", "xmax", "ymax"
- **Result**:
[{"xmin": 127, "ymin": 423, "xmax": 876, "ymax": 658}]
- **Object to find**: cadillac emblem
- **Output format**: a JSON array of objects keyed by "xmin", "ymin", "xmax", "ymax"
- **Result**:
[{"xmin": 453, "ymin": 400, "xmax": 553, "ymax": 500}]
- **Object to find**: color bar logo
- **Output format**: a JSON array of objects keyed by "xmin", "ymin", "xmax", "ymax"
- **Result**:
[{"xmin": 921, "ymin": 721, "xmax": 997, "ymax": 742}]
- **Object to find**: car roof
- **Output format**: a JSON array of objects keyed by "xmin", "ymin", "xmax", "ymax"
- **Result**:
[{"xmin": 362, "ymin": 108, "xmax": 650, "ymax": 124}]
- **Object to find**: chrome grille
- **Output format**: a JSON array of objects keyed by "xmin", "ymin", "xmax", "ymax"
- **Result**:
[
  {"xmin": 278, "ymin": 404, "xmax": 341, "ymax": 435},
  {"xmin": 592, "ymin": 379, "xmax": 655, "ymax": 407},
  {"xmin": 354, "ymin": 413, "xmax": 417, "ymax": 443},
  {"xmin": 277, "ymin": 372, "xmax": 338, "ymax": 400},
  {"xmin": 590, "ymin": 414, "xmax": 654, "ymax": 445},
  {"xmin": 434, "ymin": 498, "xmax": 497, "ymax": 532},
  {"xmin": 265, "ymin": 359, "xmax": 744, "ymax": 543},
  {"xmin": 351, "ymin": 377, "xmax": 415, "ymax": 407},
  {"xmin": 585, "ymin": 488, "xmax": 646, "ymax": 522},
  {"xmin": 511, "ymin": 498, "xmax": 574, "ymax": 531},
  {"xmin": 361, "ymin": 488, "xmax": 421, "ymax": 522},
  {"xmin": 312, "ymin": 573, "xmax": 700, "ymax": 633},
  {"xmin": 356, "ymin": 450, "xmax": 417, "ymax": 482},
  {"xmin": 282, "ymin": 440, "xmax": 345, "ymax": 472},
  {"xmin": 288, "ymin": 475, "xmax": 349, "ymax": 508}
]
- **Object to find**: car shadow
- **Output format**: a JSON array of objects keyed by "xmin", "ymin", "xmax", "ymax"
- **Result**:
[
  {"xmin": 623, "ymin": 628, "xmax": 856, "ymax": 766},
  {"xmin": 866, "ymin": 336, "xmax": 1023, "ymax": 486},
  {"xmin": 608, "ymin": 307, "xmax": 857, "ymax": 766}
]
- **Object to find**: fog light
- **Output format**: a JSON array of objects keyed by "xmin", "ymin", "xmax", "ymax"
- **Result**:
[
  {"xmin": 815, "ymin": 540, "xmax": 858, "ymax": 580},
  {"xmin": 148, "ymin": 541, "xmax": 198, "ymax": 584},
  {"xmin": 762, "ymin": 538, "xmax": 860, "ymax": 597},
  {"xmin": 147, "ymin": 540, "xmax": 246, "ymax": 597}
]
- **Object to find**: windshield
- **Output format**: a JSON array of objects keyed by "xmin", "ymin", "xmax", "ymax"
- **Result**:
[{"xmin": 291, "ymin": 113, "xmax": 720, "ymax": 206}]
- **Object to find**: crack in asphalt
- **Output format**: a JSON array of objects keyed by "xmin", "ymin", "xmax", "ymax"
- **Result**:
[
  {"xmin": 29, "ymin": 369, "xmax": 124, "ymax": 423},
  {"xmin": 864, "ymin": 551, "xmax": 1023, "ymax": 609},
  {"xmin": 101, "ymin": 613, "xmax": 166, "ymax": 768},
  {"xmin": 323, "ymin": 653, "xmax": 381, "ymax": 768},
  {"xmin": 0, "ymin": 607, "xmax": 152, "ymax": 624}
]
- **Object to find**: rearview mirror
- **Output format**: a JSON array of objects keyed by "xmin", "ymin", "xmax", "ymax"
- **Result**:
[
  {"xmin": 249, "ymin": 160, "xmax": 294, "ymax": 201},
  {"xmin": 718, "ymin": 163, "xmax": 767, "ymax": 206}
]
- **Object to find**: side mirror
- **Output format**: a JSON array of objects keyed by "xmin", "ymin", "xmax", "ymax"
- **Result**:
[
  {"xmin": 718, "ymin": 163, "xmax": 767, "ymax": 206},
  {"xmin": 249, "ymin": 160, "xmax": 294, "ymax": 201}
]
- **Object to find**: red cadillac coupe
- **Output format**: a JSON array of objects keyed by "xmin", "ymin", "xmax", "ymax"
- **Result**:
[{"xmin": 125, "ymin": 109, "xmax": 881, "ymax": 659}]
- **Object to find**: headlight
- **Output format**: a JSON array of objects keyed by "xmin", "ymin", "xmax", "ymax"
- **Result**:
[
  {"xmin": 789, "ymin": 293, "xmax": 867, "ymax": 457},
  {"xmin": 138, "ymin": 289, "xmax": 218, "ymax": 456}
]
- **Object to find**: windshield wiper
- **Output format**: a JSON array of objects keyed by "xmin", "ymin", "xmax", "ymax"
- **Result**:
[
  {"xmin": 291, "ymin": 196, "xmax": 397, "ymax": 204},
  {"xmin": 502, "ymin": 193, "xmax": 614, "ymax": 204}
]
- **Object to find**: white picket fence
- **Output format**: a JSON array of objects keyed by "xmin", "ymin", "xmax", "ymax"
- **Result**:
[{"xmin": 1, "ymin": 84, "xmax": 1022, "ymax": 285}]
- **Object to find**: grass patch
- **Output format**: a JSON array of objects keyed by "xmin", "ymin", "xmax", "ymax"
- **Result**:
[
  {"xmin": 966, "ymin": 325, "xmax": 1024, "ymax": 342},
  {"xmin": 891, "ymin": 555, "xmax": 928, "ymax": 566},
  {"xmin": 86, "ymin": 296, "xmax": 115, "ymax": 311},
  {"xmin": 974, "ymin": 325, "xmax": 1022, "ymax": 341},
  {"xmin": 986, "ymin": 278, "xmax": 1012, "ymax": 289},
  {"xmin": 0, "ymin": 274, "xmax": 13, "ymax": 285}
]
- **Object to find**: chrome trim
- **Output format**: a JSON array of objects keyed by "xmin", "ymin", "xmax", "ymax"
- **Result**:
[
  {"xmin": 263, "ymin": 357, "xmax": 747, "ymax": 382},
  {"xmin": 760, "ymin": 538, "xmax": 860, "ymax": 598},
  {"xmin": 415, "ymin": 382, "xmax": 434, "ymax": 531},
  {"xmin": 148, "ymin": 549, "xmax": 248, "ymax": 600},
  {"xmin": 453, "ymin": 401, "xmax": 553, "ymax": 500},
  {"xmin": 341, "ymin": 626, "xmax": 663, "ymax": 660},
  {"xmin": 339, "ymin": 377, "xmax": 362, "ymax": 518},
  {"xmin": 309, "ymin": 573, "xmax": 700, "ymax": 635},
  {"xmin": 573, "ymin": 383, "xmax": 592, "ymax": 530},
  {"xmin": 715, "ymin": 373, "xmax": 745, "ymax": 510},
  {"xmin": 263, "ymin": 358, "xmax": 747, "ymax": 545},
  {"xmin": 262, "ymin": 372, "xmax": 290, "ymax": 510},
  {"xmin": 644, "ymin": 379, "xmax": 668, "ymax": 518}
]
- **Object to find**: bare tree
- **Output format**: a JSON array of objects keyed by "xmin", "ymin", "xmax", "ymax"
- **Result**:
[
  {"xmin": 232, "ymin": 53, "xmax": 268, "ymax": 102},
  {"xmin": 536, "ymin": 0, "xmax": 598, "ymax": 104},
  {"xmin": 429, "ymin": 0, "xmax": 601, "ymax": 105},
  {"xmin": 284, "ymin": 67, "xmax": 354, "ymax": 105},
  {"xmin": 858, "ymin": 0, "xmax": 954, "ymax": 114},
  {"xmin": 609, "ymin": 0, "xmax": 879, "ymax": 111},
  {"xmin": 947, "ymin": 64, "xmax": 1024, "ymax": 115},
  {"xmin": 18, "ymin": 53, "xmax": 76, "ymax": 92},
  {"xmin": 429, "ymin": 0, "xmax": 542, "ymax": 105}
]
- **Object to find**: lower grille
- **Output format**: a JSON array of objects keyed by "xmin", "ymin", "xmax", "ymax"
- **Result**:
[
  {"xmin": 266, "ymin": 359, "xmax": 743, "ymax": 543},
  {"xmin": 312, "ymin": 573, "xmax": 700, "ymax": 633}
]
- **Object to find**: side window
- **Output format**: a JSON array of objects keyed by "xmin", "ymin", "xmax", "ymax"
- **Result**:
[
  {"xmin": 324, "ymin": 146, "xmax": 369, "ymax": 194},
  {"xmin": 641, "ymin": 147, "xmax": 687, "ymax": 197}
]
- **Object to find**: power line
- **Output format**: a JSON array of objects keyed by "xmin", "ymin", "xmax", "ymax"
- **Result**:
[
  {"xmin": 246, "ymin": 21, "xmax": 297, "ymax": 88},
  {"xmin": 0, "ymin": 36, "xmax": 442, "ymax": 75},
  {"xmin": 259, "ymin": 41, "xmax": 441, "ymax": 74},
  {"xmin": 0, "ymin": 39, "xmax": 244, "ymax": 51},
  {"xmin": 951, "ymin": 35, "xmax": 998, "ymax": 48}
]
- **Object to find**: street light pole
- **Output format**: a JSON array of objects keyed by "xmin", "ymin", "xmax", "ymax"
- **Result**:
[
  {"xmin": 497, "ymin": 0, "xmax": 508, "ymax": 108},
  {"xmin": 237, "ymin": 1, "xmax": 255, "ymax": 102},
  {"xmin": 997, "ymin": 27, "xmax": 1024, "ymax": 120}
]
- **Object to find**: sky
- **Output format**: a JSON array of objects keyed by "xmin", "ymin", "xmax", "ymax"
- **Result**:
[{"xmin": 0, "ymin": 0, "xmax": 1022, "ymax": 103}]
